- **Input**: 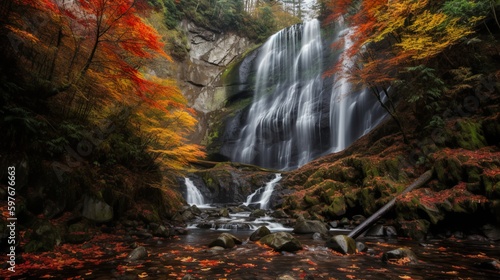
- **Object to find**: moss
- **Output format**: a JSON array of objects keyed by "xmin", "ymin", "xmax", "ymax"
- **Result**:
[
  {"xmin": 433, "ymin": 157, "xmax": 463, "ymax": 187},
  {"xmin": 303, "ymin": 195, "xmax": 320, "ymax": 206},
  {"xmin": 327, "ymin": 196, "xmax": 346, "ymax": 217},
  {"xmin": 449, "ymin": 119, "xmax": 486, "ymax": 150}
]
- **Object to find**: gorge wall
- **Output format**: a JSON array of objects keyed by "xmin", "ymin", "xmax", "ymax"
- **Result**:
[{"xmin": 175, "ymin": 20, "xmax": 255, "ymax": 145}]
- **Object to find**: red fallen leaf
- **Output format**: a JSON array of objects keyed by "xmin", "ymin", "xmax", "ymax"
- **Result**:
[
  {"xmin": 346, "ymin": 275, "xmax": 356, "ymax": 279},
  {"xmin": 199, "ymin": 259, "xmax": 222, "ymax": 267},
  {"xmin": 241, "ymin": 263, "xmax": 256, "ymax": 268}
]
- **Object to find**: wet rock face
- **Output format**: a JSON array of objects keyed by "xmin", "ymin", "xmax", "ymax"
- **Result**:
[{"xmin": 176, "ymin": 20, "xmax": 252, "ymax": 145}]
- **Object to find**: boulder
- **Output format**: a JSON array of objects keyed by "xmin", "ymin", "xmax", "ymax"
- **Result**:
[
  {"xmin": 293, "ymin": 218, "xmax": 328, "ymax": 235},
  {"xmin": 271, "ymin": 209, "xmax": 289, "ymax": 219},
  {"xmin": 381, "ymin": 248, "xmax": 418, "ymax": 264},
  {"xmin": 82, "ymin": 195, "xmax": 113, "ymax": 223},
  {"xmin": 250, "ymin": 226, "xmax": 271, "ymax": 241},
  {"xmin": 482, "ymin": 224, "xmax": 500, "ymax": 241},
  {"xmin": 249, "ymin": 209, "xmax": 266, "ymax": 218},
  {"xmin": 219, "ymin": 208, "xmax": 230, "ymax": 218},
  {"xmin": 24, "ymin": 219, "xmax": 64, "ymax": 252},
  {"xmin": 259, "ymin": 232, "xmax": 303, "ymax": 252},
  {"xmin": 127, "ymin": 246, "xmax": 148, "ymax": 261},
  {"xmin": 66, "ymin": 221, "xmax": 93, "ymax": 244},
  {"xmin": 153, "ymin": 225, "xmax": 171, "ymax": 238},
  {"xmin": 325, "ymin": 235, "xmax": 357, "ymax": 255},
  {"xmin": 209, "ymin": 233, "xmax": 242, "ymax": 249}
]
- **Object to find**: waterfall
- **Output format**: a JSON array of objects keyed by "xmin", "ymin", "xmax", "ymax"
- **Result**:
[
  {"xmin": 228, "ymin": 19, "xmax": 387, "ymax": 170},
  {"xmin": 329, "ymin": 24, "xmax": 387, "ymax": 152},
  {"xmin": 185, "ymin": 178, "xmax": 207, "ymax": 207},
  {"xmin": 233, "ymin": 20, "xmax": 323, "ymax": 169},
  {"xmin": 243, "ymin": 174, "xmax": 282, "ymax": 210}
]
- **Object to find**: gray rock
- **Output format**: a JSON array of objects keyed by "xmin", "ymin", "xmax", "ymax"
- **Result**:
[
  {"xmin": 365, "ymin": 224, "xmax": 385, "ymax": 237},
  {"xmin": 356, "ymin": 241, "xmax": 368, "ymax": 253},
  {"xmin": 250, "ymin": 226, "xmax": 271, "ymax": 241},
  {"xmin": 382, "ymin": 247, "xmax": 418, "ymax": 264},
  {"xmin": 127, "ymin": 246, "xmax": 148, "ymax": 261},
  {"xmin": 325, "ymin": 235, "xmax": 357, "ymax": 255},
  {"xmin": 153, "ymin": 225, "xmax": 171, "ymax": 238},
  {"xmin": 293, "ymin": 218, "xmax": 328, "ymax": 235},
  {"xmin": 209, "ymin": 233, "xmax": 242, "ymax": 249},
  {"xmin": 219, "ymin": 208, "xmax": 230, "ymax": 218},
  {"xmin": 482, "ymin": 224, "xmax": 500, "ymax": 241},
  {"xmin": 384, "ymin": 226, "xmax": 398, "ymax": 237},
  {"xmin": 259, "ymin": 232, "xmax": 303, "ymax": 252},
  {"xmin": 312, "ymin": 232, "xmax": 323, "ymax": 240},
  {"xmin": 82, "ymin": 195, "xmax": 113, "ymax": 222},
  {"xmin": 249, "ymin": 209, "xmax": 266, "ymax": 218}
]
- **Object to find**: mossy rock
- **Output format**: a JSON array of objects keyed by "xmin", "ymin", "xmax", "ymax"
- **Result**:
[
  {"xmin": 448, "ymin": 119, "xmax": 486, "ymax": 150},
  {"xmin": 357, "ymin": 187, "xmax": 377, "ymax": 215},
  {"xmin": 303, "ymin": 195, "xmax": 320, "ymax": 206},
  {"xmin": 325, "ymin": 196, "xmax": 346, "ymax": 218},
  {"xmin": 433, "ymin": 157, "xmax": 463, "ymax": 187},
  {"xmin": 25, "ymin": 219, "xmax": 64, "ymax": 252}
]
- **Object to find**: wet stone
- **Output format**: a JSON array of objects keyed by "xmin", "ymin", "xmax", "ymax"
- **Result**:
[
  {"xmin": 325, "ymin": 235, "xmax": 356, "ymax": 255},
  {"xmin": 381, "ymin": 247, "xmax": 418, "ymax": 264},
  {"xmin": 127, "ymin": 246, "xmax": 148, "ymax": 261}
]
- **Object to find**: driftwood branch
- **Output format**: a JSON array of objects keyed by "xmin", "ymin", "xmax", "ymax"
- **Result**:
[{"xmin": 348, "ymin": 170, "xmax": 433, "ymax": 239}]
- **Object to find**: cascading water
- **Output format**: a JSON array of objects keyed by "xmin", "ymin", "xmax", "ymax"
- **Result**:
[
  {"xmin": 243, "ymin": 173, "xmax": 282, "ymax": 210},
  {"xmin": 229, "ymin": 19, "xmax": 387, "ymax": 169},
  {"xmin": 329, "ymin": 25, "xmax": 387, "ymax": 152},
  {"xmin": 233, "ymin": 20, "xmax": 323, "ymax": 169},
  {"xmin": 185, "ymin": 178, "xmax": 207, "ymax": 207}
]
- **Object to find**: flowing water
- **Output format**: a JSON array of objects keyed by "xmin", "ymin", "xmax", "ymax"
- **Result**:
[
  {"xmin": 185, "ymin": 178, "xmax": 212, "ymax": 208},
  {"xmin": 230, "ymin": 20, "xmax": 387, "ymax": 170},
  {"xmin": 243, "ymin": 173, "xmax": 282, "ymax": 210}
]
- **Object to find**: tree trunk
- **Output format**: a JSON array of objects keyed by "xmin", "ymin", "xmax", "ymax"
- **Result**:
[{"xmin": 347, "ymin": 170, "xmax": 433, "ymax": 239}]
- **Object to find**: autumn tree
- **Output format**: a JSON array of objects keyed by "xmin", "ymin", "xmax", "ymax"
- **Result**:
[{"xmin": 325, "ymin": 0, "xmax": 487, "ymax": 143}]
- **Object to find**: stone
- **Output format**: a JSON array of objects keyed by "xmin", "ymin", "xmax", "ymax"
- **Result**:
[
  {"xmin": 249, "ymin": 209, "xmax": 266, "ymax": 218},
  {"xmin": 293, "ymin": 218, "xmax": 328, "ymax": 235},
  {"xmin": 190, "ymin": 205, "xmax": 202, "ymax": 215},
  {"xmin": 312, "ymin": 232, "xmax": 323, "ymax": 240},
  {"xmin": 271, "ymin": 209, "xmax": 289, "ymax": 219},
  {"xmin": 250, "ymin": 226, "xmax": 271, "ymax": 241},
  {"xmin": 209, "ymin": 233, "xmax": 242, "ymax": 249},
  {"xmin": 329, "ymin": 221, "xmax": 339, "ymax": 228},
  {"xmin": 219, "ymin": 208, "xmax": 230, "ymax": 218},
  {"xmin": 82, "ymin": 195, "xmax": 113, "ymax": 223},
  {"xmin": 482, "ymin": 224, "xmax": 500, "ymax": 241},
  {"xmin": 381, "ymin": 248, "xmax": 418, "ymax": 264},
  {"xmin": 325, "ymin": 235, "xmax": 357, "ymax": 255},
  {"xmin": 340, "ymin": 217, "xmax": 350, "ymax": 226},
  {"xmin": 24, "ymin": 219, "xmax": 63, "ymax": 252},
  {"xmin": 259, "ymin": 232, "xmax": 303, "ymax": 252},
  {"xmin": 153, "ymin": 225, "xmax": 171, "ymax": 238},
  {"xmin": 365, "ymin": 224, "xmax": 385, "ymax": 237},
  {"xmin": 356, "ymin": 241, "xmax": 368, "ymax": 253},
  {"xmin": 384, "ymin": 226, "xmax": 398, "ymax": 237},
  {"xmin": 127, "ymin": 246, "xmax": 148, "ymax": 261}
]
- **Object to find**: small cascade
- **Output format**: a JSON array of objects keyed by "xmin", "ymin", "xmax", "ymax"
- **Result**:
[
  {"xmin": 185, "ymin": 178, "xmax": 210, "ymax": 207},
  {"xmin": 243, "ymin": 174, "xmax": 282, "ymax": 210}
]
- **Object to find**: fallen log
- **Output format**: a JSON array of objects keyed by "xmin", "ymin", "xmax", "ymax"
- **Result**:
[{"xmin": 347, "ymin": 170, "xmax": 433, "ymax": 239}]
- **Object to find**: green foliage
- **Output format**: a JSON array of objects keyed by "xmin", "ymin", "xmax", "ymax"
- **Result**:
[
  {"xmin": 1, "ymin": 106, "xmax": 47, "ymax": 149},
  {"xmin": 442, "ymin": 0, "xmax": 490, "ymax": 22}
]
